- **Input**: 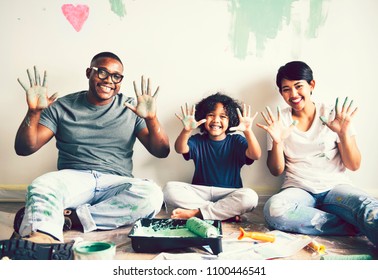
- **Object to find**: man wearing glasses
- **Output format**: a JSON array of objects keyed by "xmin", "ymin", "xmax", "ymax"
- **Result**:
[{"xmin": 0, "ymin": 52, "xmax": 170, "ymax": 259}]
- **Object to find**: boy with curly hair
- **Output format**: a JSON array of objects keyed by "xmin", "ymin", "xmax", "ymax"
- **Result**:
[{"xmin": 163, "ymin": 92, "xmax": 261, "ymax": 221}]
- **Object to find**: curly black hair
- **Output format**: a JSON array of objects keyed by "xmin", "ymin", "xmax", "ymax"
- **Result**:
[{"xmin": 195, "ymin": 92, "xmax": 242, "ymax": 134}]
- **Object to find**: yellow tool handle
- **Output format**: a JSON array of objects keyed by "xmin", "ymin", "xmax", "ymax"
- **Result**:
[
  {"xmin": 308, "ymin": 240, "xmax": 326, "ymax": 254},
  {"xmin": 249, "ymin": 232, "xmax": 276, "ymax": 242}
]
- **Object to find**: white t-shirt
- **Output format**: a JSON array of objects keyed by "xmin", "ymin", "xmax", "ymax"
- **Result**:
[{"xmin": 267, "ymin": 102, "xmax": 354, "ymax": 193}]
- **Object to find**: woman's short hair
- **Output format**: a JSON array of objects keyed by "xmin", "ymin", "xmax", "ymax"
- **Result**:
[{"xmin": 276, "ymin": 61, "xmax": 313, "ymax": 92}]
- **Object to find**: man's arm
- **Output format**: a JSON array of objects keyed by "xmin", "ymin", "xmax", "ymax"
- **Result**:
[
  {"xmin": 15, "ymin": 110, "xmax": 54, "ymax": 155},
  {"xmin": 15, "ymin": 66, "xmax": 57, "ymax": 155},
  {"xmin": 137, "ymin": 117, "xmax": 170, "ymax": 158},
  {"xmin": 125, "ymin": 76, "xmax": 170, "ymax": 158}
]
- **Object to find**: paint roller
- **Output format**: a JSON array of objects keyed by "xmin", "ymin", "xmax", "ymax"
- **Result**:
[
  {"xmin": 185, "ymin": 217, "xmax": 219, "ymax": 238},
  {"xmin": 237, "ymin": 227, "xmax": 276, "ymax": 242}
]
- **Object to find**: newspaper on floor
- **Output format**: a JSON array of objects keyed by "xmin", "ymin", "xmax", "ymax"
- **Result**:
[{"xmin": 153, "ymin": 230, "xmax": 312, "ymax": 260}]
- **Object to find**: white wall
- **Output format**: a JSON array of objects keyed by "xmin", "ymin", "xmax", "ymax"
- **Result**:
[{"xmin": 1, "ymin": 0, "xmax": 377, "ymax": 198}]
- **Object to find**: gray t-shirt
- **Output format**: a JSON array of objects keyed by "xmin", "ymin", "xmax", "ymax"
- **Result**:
[{"xmin": 39, "ymin": 91, "xmax": 146, "ymax": 177}]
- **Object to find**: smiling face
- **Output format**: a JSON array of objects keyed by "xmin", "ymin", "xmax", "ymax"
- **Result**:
[
  {"xmin": 204, "ymin": 102, "xmax": 229, "ymax": 141},
  {"xmin": 86, "ymin": 57, "xmax": 124, "ymax": 106},
  {"xmin": 280, "ymin": 79, "xmax": 315, "ymax": 113}
]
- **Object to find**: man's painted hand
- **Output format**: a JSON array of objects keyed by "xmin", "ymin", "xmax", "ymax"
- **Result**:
[{"xmin": 17, "ymin": 66, "xmax": 58, "ymax": 110}]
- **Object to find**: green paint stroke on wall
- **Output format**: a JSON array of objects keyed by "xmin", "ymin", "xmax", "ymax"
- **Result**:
[
  {"xmin": 109, "ymin": 0, "xmax": 126, "ymax": 18},
  {"xmin": 306, "ymin": 0, "xmax": 329, "ymax": 38},
  {"xmin": 228, "ymin": 0, "xmax": 329, "ymax": 59}
]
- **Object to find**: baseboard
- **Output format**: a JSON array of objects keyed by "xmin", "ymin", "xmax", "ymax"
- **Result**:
[
  {"xmin": 257, "ymin": 194, "xmax": 270, "ymax": 206},
  {"xmin": 0, "ymin": 185, "xmax": 27, "ymax": 202}
]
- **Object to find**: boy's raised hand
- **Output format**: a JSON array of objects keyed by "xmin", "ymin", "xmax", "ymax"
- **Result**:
[
  {"xmin": 229, "ymin": 104, "xmax": 258, "ymax": 132},
  {"xmin": 175, "ymin": 103, "xmax": 206, "ymax": 131},
  {"xmin": 320, "ymin": 97, "xmax": 358, "ymax": 136},
  {"xmin": 257, "ymin": 106, "xmax": 298, "ymax": 144},
  {"xmin": 17, "ymin": 66, "xmax": 58, "ymax": 110},
  {"xmin": 124, "ymin": 75, "xmax": 158, "ymax": 120}
]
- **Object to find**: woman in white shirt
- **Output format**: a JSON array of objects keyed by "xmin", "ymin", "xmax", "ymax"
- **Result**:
[{"xmin": 257, "ymin": 61, "xmax": 378, "ymax": 247}]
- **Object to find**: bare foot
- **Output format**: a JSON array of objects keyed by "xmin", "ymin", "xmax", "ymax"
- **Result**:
[
  {"xmin": 171, "ymin": 208, "xmax": 201, "ymax": 219},
  {"xmin": 223, "ymin": 215, "xmax": 241, "ymax": 223}
]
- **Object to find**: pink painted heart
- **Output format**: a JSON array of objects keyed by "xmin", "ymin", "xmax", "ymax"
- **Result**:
[{"xmin": 61, "ymin": 4, "xmax": 89, "ymax": 32}]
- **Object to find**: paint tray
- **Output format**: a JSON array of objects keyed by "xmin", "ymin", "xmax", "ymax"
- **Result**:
[{"xmin": 128, "ymin": 218, "xmax": 223, "ymax": 255}]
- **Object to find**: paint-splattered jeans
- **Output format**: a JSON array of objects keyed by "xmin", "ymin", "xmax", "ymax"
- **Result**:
[
  {"xmin": 263, "ymin": 185, "xmax": 378, "ymax": 247},
  {"xmin": 19, "ymin": 169, "xmax": 163, "ymax": 241}
]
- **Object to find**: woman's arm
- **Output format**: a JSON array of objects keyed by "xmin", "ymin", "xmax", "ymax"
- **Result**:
[{"xmin": 320, "ymin": 97, "xmax": 361, "ymax": 171}]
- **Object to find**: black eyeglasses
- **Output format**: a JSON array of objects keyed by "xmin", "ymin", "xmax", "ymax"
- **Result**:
[{"xmin": 91, "ymin": 67, "xmax": 124, "ymax": 84}]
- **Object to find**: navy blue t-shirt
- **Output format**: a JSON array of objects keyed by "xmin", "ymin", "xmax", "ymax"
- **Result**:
[{"xmin": 184, "ymin": 133, "xmax": 254, "ymax": 188}]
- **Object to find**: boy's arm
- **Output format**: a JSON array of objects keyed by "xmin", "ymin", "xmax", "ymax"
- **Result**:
[
  {"xmin": 229, "ymin": 104, "xmax": 261, "ymax": 160},
  {"xmin": 174, "ymin": 103, "xmax": 206, "ymax": 154},
  {"xmin": 243, "ymin": 129, "xmax": 261, "ymax": 160},
  {"xmin": 174, "ymin": 129, "xmax": 191, "ymax": 154}
]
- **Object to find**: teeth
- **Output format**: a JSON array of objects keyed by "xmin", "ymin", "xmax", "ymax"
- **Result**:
[
  {"xmin": 291, "ymin": 97, "xmax": 302, "ymax": 103},
  {"xmin": 210, "ymin": 125, "xmax": 221, "ymax": 130},
  {"xmin": 100, "ymin": 85, "xmax": 112, "ymax": 93}
]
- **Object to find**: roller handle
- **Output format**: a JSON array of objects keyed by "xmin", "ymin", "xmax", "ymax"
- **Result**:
[{"xmin": 238, "ymin": 227, "xmax": 275, "ymax": 242}]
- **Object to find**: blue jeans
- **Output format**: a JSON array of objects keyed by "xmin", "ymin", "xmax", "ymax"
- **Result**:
[
  {"xmin": 263, "ymin": 185, "xmax": 378, "ymax": 247},
  {"xmin": 19, "ymin": 169, "xmax": 163, "ymax": 241}
]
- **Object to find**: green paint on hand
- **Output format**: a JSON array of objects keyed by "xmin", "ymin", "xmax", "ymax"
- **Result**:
[
  {"xmin": 342, "ymin": 97, "xmax": 349, "ymax": 108},
  {"xmin": 109, "ymin": 0, "xmax": 126, "ymax": 18},
  {"xmin": 319, "ymin": 116, "xmax": 328, "ymax": 124}
]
